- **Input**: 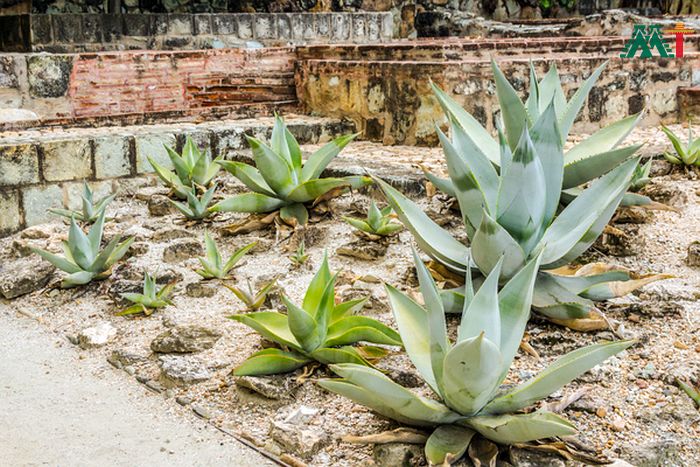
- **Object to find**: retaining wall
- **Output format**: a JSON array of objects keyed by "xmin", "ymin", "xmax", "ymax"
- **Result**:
[
  {"xmin": 0, "ymin": 12, "xmax": 394, "ymax": 52},
  {"xmin": 0, "ymin": 116, "xmax": 353, "ymax": 236},
  {"xmin": 297, "ymin": 36, "xmax": 700, "ymax": 145}
]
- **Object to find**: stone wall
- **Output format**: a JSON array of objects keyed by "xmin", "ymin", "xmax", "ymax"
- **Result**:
[
  {"xmin": 0, "ymin": 116, "xmax": 353, "ymax": 236},
  {"xmin": 297, "ymin": 37, "xmax": 700, "ymax": 145},
  {"xmin": 0, "ymin": 12, "xmax": 393, "ymax": 52},
  {"xmin": 0, "ymin": 47, "xmax": 297, "ymax": 120}
]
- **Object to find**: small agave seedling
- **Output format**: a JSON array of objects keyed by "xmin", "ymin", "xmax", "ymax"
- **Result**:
[
  {"xmin": 662, "ymin": 122, "xmax": 700, "ymax": 166},
  {"xmin": 196, "ymin": 231, "xmax": 256, "ymax": 280},
  {"xmin": 289, "ymin": 239, "xmax": 309, "ymax": 266},
  {"xmin": 320, "ymin": 251, "xmax": 634, "ymax": 465},
  {"xmin": 49, "ymin": 182, "xmax": 116, "ymax": 224},
  {"xmin": 211, "ymin": 115, "xmax": 371, "ymax": 226},
  {"xmin": 169, "ymin": 186, "xmax": 216, "ymax": 221},
  {"xmin": 225, "ymin": 279, "xmax": 277, "ymax": 311},
  {"xmin": 31, "ymin": 212, "xmax": 133, "ymax": 288},
  {"xmin": 229, "ymin": 254, "xmax": 402, "ymax": 376},
  {"xmin": 343, "ymin": 201, "xmax": 403, "ymax": 238},
  {"xmin": 149, "ymin": 136, "xmax": 221, "ymax": 199},
  {"xmin": 117, "ymin": 272, "xmax": 175, "ymax": 316},
  {"xmin": 629, "ymin": 158, "xmax": 652, "ymax": 191}
]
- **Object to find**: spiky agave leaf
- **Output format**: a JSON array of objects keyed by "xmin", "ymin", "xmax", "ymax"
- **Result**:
[
  {"xmin": 169, "ymin": 186, "xmax": 216, "ymax": 220},
  {"xmin": 229, "ymin": 253, "xmax": 401, "ymax": 376},
  {"xmin": 343, "ymin": 200, "xmax": 403, "ymax": 237},
  {"xmin": 195, "ymin": 231, "xmax": 256, "ymax": 280},
  {"xmin": 49, "ymin": 182, "xmax": 116, "ymax": 224},
  {"xmin": 149, "ymin": 137, "xmax": 221, "ymax": 199},
  {"xmin": 320, "ymin": 252, "xmax": 633, "ymax": 463},
  {"xmin": 662, "ymin": 123, "xmax": 700, "ymax": 166},
  {"xmin": 212, "ymin": 116, "xmax": 367, "ymax": 226},
  {"xmin": 117, "ymin": 272, "xmax": 175, "ymax": 316}
]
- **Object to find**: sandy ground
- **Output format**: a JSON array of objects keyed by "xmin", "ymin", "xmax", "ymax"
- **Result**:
[
  {"xmin": 1, "ymin": 125, "xmax": 699, "ymax": 466},
  {"xmin": 0, "ymin": 304, "xmax": 274, "ymax": 467}
]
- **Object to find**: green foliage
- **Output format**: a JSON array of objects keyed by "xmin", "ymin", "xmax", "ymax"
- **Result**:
[
  {"xmin": 149, "ymin": 136, "xmax": 221, "ymax": 199},
  {"xmin": 225, "ymin": 279, "xmax": 277, "ymax": 311},
  {"xmin": 211, "ymin": 115, "xmax": 371, "ymax": 226},
  {"xmin": 196, "ymin": 231, "xmax": 256, "ymax": 280},
  {"xmin": 377, "ymin": 61, "xmax": 665, "ymax": 325},
  {"xmin": 342, "ymin": 201, "xmax": 403, "ymax": 237},
  {"xmin": 662, "ymin": 122, "xmax": 700, "ymax": 166},
  {"xmin": 169, "ymin": 186, "xmax": 216, "ymax": 221},
  {"xmin": 629, "ymin": 159, "xmax": 652, "ymax": 191},
  {"xmin": 229, "ymin": 254, "xmax": 401, "ymax": 376},
  {"xmin": 677, "ymin": 378, "xmax": 700, "ymax": 408},
  {"xmin": 320, "ymin": 251, "xmax": 634, "ymax": 464},
  {"xmin": 49, "ymin": 182, "xmax": 116, "ymax": 224},
  {"xmin": 289, "ymin": 239, "xmax": 310, "ymax": 266},
  {"xmin": 117, "ymin": 272, "xmax": 175, "ymax": 316},
  {"xmin": 31, "ymin": 211, "xmax": 133, "ymax": 288}
]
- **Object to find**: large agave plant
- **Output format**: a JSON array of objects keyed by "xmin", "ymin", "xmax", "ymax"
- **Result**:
[
  {"xmin": 425, "ymin": 60, "xmax": 653, "ymax": 208},
  {"xmin": 211, "ymin": 116, "xmax": 370, "ymax": 226},
  {"xmin": 378, "ymin": 69, "xmax": 668, "ymax": 329},
  {"xmin": 32, "ymin": 212, "xmax": 133, "ymax": 288},
  {"xmin": 320, "ymin": 252, "xmax": 634, "ymax": 465},
  {"xmin": 230, "ymin": 254, "xmax": 401, "ymax": 375},
  {"xmin": 149, "ymin": 136, "xmax": 221, "ymax": 199}
]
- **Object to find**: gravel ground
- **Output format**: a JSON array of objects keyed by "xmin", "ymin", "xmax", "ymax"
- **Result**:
[{"xmin": 1, "ymin": 124, "xmax": 698, "ymax": 466}]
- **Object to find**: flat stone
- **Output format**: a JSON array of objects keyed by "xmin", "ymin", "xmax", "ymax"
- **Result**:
[
  {"xmin": 192, "ymin": 403, "xmax": 212, "ymax": 419},
  {"xmin": 109, "ymin": 348, "xmax": 149, "ymax": 367},
  {"xmin": 510, "ymin": 447, "xmax": 566, "ymax": 467},
  {"xmin": 162, "ymin": 239, "xmax": 203, "ymax": 263},
  {"xmin": 373, "ymin": 443, "xmax": 423, "ymax": 467},
  {"xmin": 269, "ymin": 420, "xmax": 327, "ymax": 459},
  {"xmin": 623, "ymin": 439, "xmax": 681, "ymax": 467},
  {"xmin": 185, "ymin": 281, "xmax": 218, "ymax": 298},
  {"xmin": 236, "ymin": 376, "xmax": 292, "ymax": 400},
  {"xmin": 687, "ymin": 241, "xmax": 700, "ymax": 267},
  {"xmin": 148, "ymin": 195, "xmax": 173, "ymax": 216},
  {"xmin": 94, "ymin": 136, "xmax": 131, "ymax": 179},
  {"xmin": 0, "ymin": 257, "xmax": 55, "ymax": 299},
  {"xmin": 78, "ymin": 322, "xmax": 117, "ymax": 349},
  {"xmin": 0, "ymin": 144, "xmax": 40, "ymax": 187},
  {"xmin": 159, "ymin": 355, "xmax": 212, "ymax": 387},
  {"xmin": 336, "ymin": 238, "xmax": 388, "ymax": 260},
  {"xmin": 152, "ymin": 227, "xmax": 195, "ymax": 242},
  {"xmin": 150, "ymin": 325, "xmax": 221, "ymax": 354}
]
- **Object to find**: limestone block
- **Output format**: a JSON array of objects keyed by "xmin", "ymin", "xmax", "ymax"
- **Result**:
[
  {"xmin": 135, "ymin": 133, "xmax": 176, "ymax": 174},
  {"xmin": 0, "ymin": 144, "xmax": 40, "ymax": 186},
  {"xmin": 22, "ymin": 184, "xmax": 62, "ymax": 227},
  {"xmin": 41, "ymin": 139, "xmax": 92, "ymax": 182},
  {"xmin": 95, "ymin": 135, "xmax": 131, "ymax": 179},
  {"xmin": 0, "ymin": 190, "xmax": 21, "ymax": 234}
]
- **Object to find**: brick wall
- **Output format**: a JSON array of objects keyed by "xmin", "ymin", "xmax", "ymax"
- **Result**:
[
  {"xmin": 0, "ymin": 47, "xmax": 297, "ymax": 121},
  {"xmin": 297, "ymin": 36, "xmax": 700, "ymax": 146}
]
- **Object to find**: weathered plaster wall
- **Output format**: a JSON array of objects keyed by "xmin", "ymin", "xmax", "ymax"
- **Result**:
[{"xmin": 297, "ymin": 37, "xmax": 700, "ymax": 145}]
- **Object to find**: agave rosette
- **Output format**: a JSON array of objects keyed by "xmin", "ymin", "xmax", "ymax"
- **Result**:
[
  {"xmin": 118, "ymin": 272, "xmax": 175, "ymax": 316},
  {"xmin": 343, "ymin": 200, "xmax": 403, "ymax": 237},
  {"xmin": 230, "ymin": 254, "xmax": 401, "ymax": 375},
  {"xmin": 425, "ymin": 60, "xmax": 653, "ymax": 208},
  {"xmin": 32, "ymin": 211, "xmax": 133, "ymax": 288},
  {"xmin": 662, "ymin": 122, "xmax": 700, "ymax": 166},
  {"xmin": 377, "ymin": 63, "xmax": 669, "ymax": 329},
  {"xmin": 320, "ymin": 251, "xmax": 634, "ymax": 465},
  {"xmin": 49, "ymin": 182, "xmax": 116, "ymax": 224},
  {"xmin": 212, "ymin": 116, "xmax": 370, "ymax": 226},
  {"xmin": 149, "ymin": 136, "xmax": 221, "ymax": 199}
]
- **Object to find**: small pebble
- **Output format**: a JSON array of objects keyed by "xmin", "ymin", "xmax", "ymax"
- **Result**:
[{"xmin": 176, "ymin": 396, "xmax": 192, "ymax": 406}]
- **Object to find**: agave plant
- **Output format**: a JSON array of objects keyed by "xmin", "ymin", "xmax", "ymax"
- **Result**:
[
  {"xmin": 225, "ymin": 279, "xmax": 277, "ymax": 311},
  {"xmin": 149, "ymin": 136, "xmax": 221, "ymax": 199},
  {"xmin": 662, "ymin": 122, "xmax": 700, "ymax": 166},
  {"xmin": 211, "ymin": 115, "xmax": 371, "ymax": 226},
  {"xmin": 49, "ymin": 182, "xmax": 116, "ymax": 224},
  {"xmin": 343, "ymin": 201, "xmax": 403, "ymax": 238},
  {"xmin": 629, "ymin": 158, "xmax": 652, "ymax": 191},
  {"xmin": 117, "ymin": 272, "xmax": 175, "ymax": 316},
  {"xmin": 32, "ymin": 212, "xmax": 133, "ymax": 288},
  {"xmin": 169, "ymin": 186, "xmax": 216, "ymax": 221},
  {"xmin": 425, "ymin": 60, "xmax": 653, "ymax": 208},
  {"xmin": 378, "ymin": 69, "xmax": 668, "ymax": 329},
  {"xmin": 229, "ymin": 254, "xmax": 401, "ymax": 376},
  {"xmin": 289, "ymin": 239, "xmax": 310, "ymax": 266},
  {"xmin": 196, "ymin": 231, "xmax": 256, "ymax": 280},
  {"xmin": 320, "ymin": 252, "xmax": 634, "ymax": 465}
]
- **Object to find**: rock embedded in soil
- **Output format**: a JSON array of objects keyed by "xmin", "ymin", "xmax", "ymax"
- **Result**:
[
  {"xmin": 158, "ymin": 355, "xmax": 213, "ymax": 387},
  {"xmin": 686, "ymin": 241, "xmax": 700, "ymax": 266},
  {"xmin": 510, "ymin": 447, "xmax": 566, "ymax": 466},
  {"xmin": 147, "ymin": 195, "xmax": 173, "ymax": 216},
  {"xmin": 269, "ymin": 406, "xmax": 328, "ymax": 459},
  {"xmin": 372, "ymin": 443, "xmax": 424, "ymax": 467},
  {"xmin": 0, "ymin": 257, "xmax": 55, "ymax": 299},
  {"xmin": 78, "ymin": 321, "xmax": 117, "ymax": 349},
  {"xmin": 150, "ymin": 325, "xmax": 222, "ymax": 353},
  {"xmin": 107, "ymin": 279, "xmax": 143, "ymax": 306},
  {"xmin": 623, "ymin": 439, "xmax": 681, "ymax": 467},
  {"xmin": 152, "ymin": 227, "xmax": 196, "ymax": 242},
  {"xmin": 236, "ymin": 375, "xmax": 294, "ymax": 400},
  {"xmin": 336, "ymin": 238, "xmax": 388, "ymax": 260},
  {"xmin": 162, "ymin": 239, "xmax": 203, "ymax": 263},
  {"xmin": 185, "ymin": 281, "xmax": 218, "ymax": 298}
]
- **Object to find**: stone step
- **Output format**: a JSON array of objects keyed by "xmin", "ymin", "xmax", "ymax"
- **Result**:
[
  {"xmin": 678, "ymin": 86, "xmax": 700, "ymax": 121},
  {"xmin": 0, "ymin": 115, "xmax": 354, "ymax": 236}
]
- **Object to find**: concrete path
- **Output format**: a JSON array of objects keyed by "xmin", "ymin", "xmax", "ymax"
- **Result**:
[{"xmin": 0, "ymin": 306, "xmax": 274, "ymax": 467}]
